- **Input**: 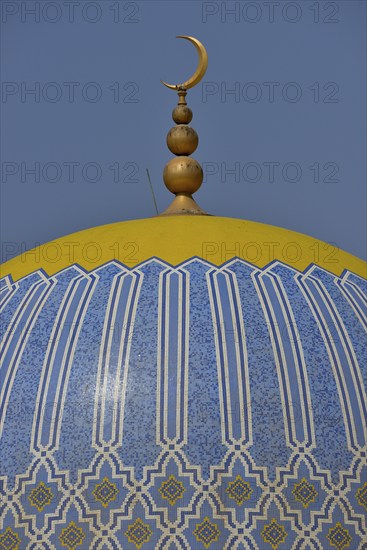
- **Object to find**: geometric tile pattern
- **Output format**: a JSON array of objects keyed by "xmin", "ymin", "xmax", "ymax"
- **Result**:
[
  {"xmin": 292, "ymin": 477, "xmax": 318, "ymax": 508},
  {"xmin": 28, "ymin": 481, "xmax": 54, "ymax": 512},
  {"xmin": 125, "ymin": 518, "xmax": 152, "ymax": 549},
  {"xmin": 193, "ymin": 516, "xmax": 221, "ymax": 548},
  {"xmin": 327, "ymin": 522, "xmax": 353, "ymax": 550},
  {"xmin": 92, "ymin": 477, "xmax": 119, "ymax": 508},
  {"xmin": 0, "ymin": 258, "xmax": 366, "ymax": 549},
  {"xmin": 0, "ymin": 527, "xmax": 21, "ymax": 550},
  {"xmin": 356, "ymin": 482, "xmax": 367, "ymax": 511},
  {"xmin": 159, "ymin": 475, "xmax": 185, "ymax": 505},
  {"xmin": 261, "ymin": 518, "xmax": 288, "ymax": 549},
  {"xmin": 59, "ymin": 521, "xmax": 85, "ymax": 549},
  {"xmin": 226, "ymin": 475, "xmax": 253, "ymax": 505}
]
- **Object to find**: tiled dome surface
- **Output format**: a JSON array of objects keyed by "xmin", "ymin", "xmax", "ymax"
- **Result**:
[{"xmin": 0, "ymin": 219, "xmax": 366, "ymax": 550}]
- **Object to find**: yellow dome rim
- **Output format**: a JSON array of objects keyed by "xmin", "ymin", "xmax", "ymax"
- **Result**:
[{"xmin": 1, "ymin": 216, "xmax": 366, "ymax": 281}]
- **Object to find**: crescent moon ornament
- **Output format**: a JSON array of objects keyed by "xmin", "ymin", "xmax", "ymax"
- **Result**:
[{"xmin": 161, "ymin": 36, "xmax": 208, "ymax": 91}]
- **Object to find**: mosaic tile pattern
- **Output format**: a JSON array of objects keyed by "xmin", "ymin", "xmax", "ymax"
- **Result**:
[{"xmin": 0, "ymin": 258, "xmax": 366, "ymax": 549}]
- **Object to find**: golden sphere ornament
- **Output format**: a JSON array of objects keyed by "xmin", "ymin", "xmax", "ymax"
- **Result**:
[
  {"xmin": 166, "ymin": 125, "xmax": 198, "ymax": 155},
  {"xmin": 172, "ymin": 104, "xmax": 193, "ymax": 124},
  {"xmin": 163, "ymin": 156, "xmax": 203, "ymax": 194}
]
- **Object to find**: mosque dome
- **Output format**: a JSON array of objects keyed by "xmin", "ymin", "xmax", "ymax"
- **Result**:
[{"xmin": 0, "ymin": 38, "xmax": 366, "ymax": 550}]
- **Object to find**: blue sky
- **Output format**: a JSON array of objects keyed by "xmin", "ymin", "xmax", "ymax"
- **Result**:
[{"xmin": 1, "ymin": 0, "xmax": 366, "ymax": 262}]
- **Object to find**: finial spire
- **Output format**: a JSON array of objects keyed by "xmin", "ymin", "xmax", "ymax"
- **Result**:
[{"xmin": 160, "ymin": 37, "xmax": 209, "ymax": 216}]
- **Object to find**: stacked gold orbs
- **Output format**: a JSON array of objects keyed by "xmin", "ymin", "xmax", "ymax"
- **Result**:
[{"xmin": 163, "ymin": 90, "xmax": 203, "ymax": 195}]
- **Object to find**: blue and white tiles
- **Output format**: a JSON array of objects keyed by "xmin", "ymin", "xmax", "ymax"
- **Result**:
[{"xmin": 0, "ymin": 258, "xmax": 366, "ymax": 549}]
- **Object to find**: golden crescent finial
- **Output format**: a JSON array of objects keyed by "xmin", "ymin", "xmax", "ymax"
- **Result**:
[{"xmin": 161, "ymin": 36, "xmax": 208, "ymax": 91}]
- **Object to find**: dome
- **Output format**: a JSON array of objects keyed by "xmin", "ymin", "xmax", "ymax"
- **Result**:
[
  {"xmin": 0, "ymin": 216, "xmax": 366, "ymax": 550},
  {"xmin": 1, "ymin": 34, "xmax": 366, "ymax": 550}
]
